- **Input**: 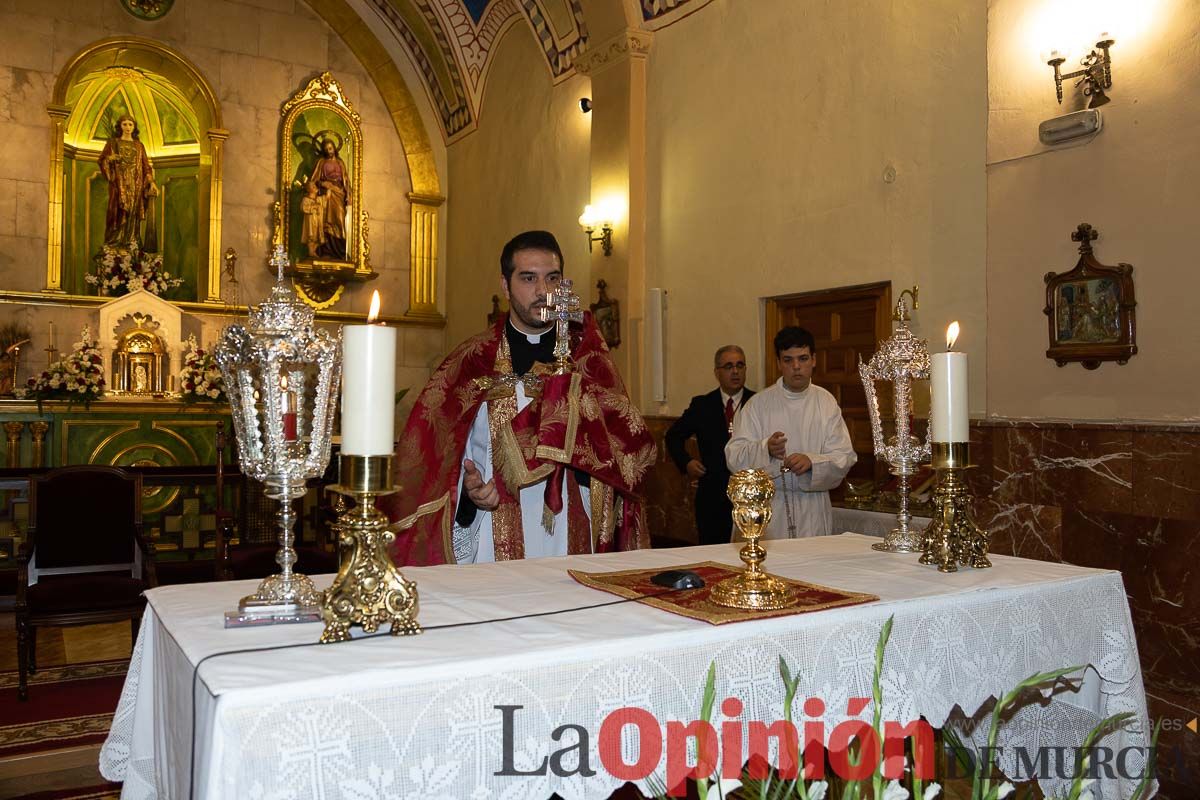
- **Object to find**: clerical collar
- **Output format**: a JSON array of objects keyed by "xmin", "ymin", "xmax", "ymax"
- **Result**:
[
  {"xmin": 508, "ymin": 318, "xmax": 550, "ymax": 344},
  {"xmin": 721, "ymin": 389, "xmax": 744, "ymax": 407},
  {"xmin": 779, "ymin": 378, "xmax": 811, "ymax": 399},
  {"xmin": 506, "ymin": 317, "xmax": 556, "ymax": 375}
]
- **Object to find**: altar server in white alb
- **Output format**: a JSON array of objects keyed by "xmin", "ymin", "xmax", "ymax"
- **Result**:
[{"xmin": 725, "ymin": 326, "xmax": 857, "ymax": 537}]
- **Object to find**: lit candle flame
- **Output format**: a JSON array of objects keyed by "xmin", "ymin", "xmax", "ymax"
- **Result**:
[
  {"xmin": 367, "ymin": 290, "xmax": 382, "ymax": 323},
  {"xmin": 946, "ymin": 321, "xmax": 961, "ymax": 351}
]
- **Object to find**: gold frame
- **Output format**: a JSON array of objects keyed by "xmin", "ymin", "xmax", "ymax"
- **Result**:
[
  {"xmin": 277, "ymin": 72, "xmax": 374, "ymax": 309},
  {"xmin": 26, "ymin": 20, "xmax": 449, "ymax": 325},
  {"xmin": 42, "ymin": 36, "xmax": 227, "ymax": 304}
]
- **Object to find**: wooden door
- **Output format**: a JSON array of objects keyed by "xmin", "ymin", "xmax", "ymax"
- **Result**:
[{"xmin": 764, "ymin": 282, "xmax": 891, "ymax": 481}]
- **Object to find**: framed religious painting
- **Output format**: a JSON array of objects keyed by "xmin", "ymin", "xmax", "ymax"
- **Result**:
[
  {"xmin": 1043, "ymin": 223, "xmax": 1136, "ymax": 370},
  {"xmin": 276, "ymin": 72, "xmax": 376, "ymax": 309},
  {"xmin": 590, "ymin": 279, "xmax": 621, "ymax": 349}
]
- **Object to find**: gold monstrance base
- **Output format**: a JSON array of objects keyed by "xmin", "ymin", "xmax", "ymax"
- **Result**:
[
  {"xmin": 919, "ymin": 442, "xmax": 992, "ymax": 573},
  {"xmin": 709, "ymin": 469, "xmax": 798, "ymax": 610},
  {"xmin": 319, "ymin": 454, "xmax": 421, "ymax": 643}
]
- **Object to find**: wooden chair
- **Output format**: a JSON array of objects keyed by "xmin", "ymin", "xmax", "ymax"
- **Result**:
[{"xmin": 15, "ymin": 465, "xmax": 156, "ymax": 701}]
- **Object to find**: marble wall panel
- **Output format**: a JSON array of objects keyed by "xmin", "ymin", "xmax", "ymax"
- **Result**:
[{"xmin": 1132, "ymin": 432, "xmax": 1200, "ymax": 522}]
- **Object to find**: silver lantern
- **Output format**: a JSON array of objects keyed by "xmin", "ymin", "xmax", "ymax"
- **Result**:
[
  {"xmin": 215, "ymin": 246, "xmax": 342, "ymax": 613},
  {"xmin": 859, "ymin": 287, "xmax": 932, "ymax": 553}
]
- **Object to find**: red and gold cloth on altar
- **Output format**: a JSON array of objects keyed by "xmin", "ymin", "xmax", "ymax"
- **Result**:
[{"xmin": 568, "ymin": 561, "xmax": 878, "ymax": 625}]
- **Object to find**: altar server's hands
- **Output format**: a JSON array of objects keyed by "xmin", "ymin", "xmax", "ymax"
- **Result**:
[
  {"xmin": 768, "ymin": 432, "xmax": 788, "ymax": 460},
  {"xmin": 783, "ymin": 453, "xmax": 813, "ymax": 475},
  {"xmin": 463, "ymin": 459, "xmax": 499, "ymax": 511}
]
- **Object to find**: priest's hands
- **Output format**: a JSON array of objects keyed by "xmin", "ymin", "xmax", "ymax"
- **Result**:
[
  {"xmin": 463, "ymin": 459, "xmax": 499, "ymax": 511},
  {"xmin": 767, "ymin": 432, "xmax": 788, "ymax": 460},
  {"xmin": 783, "ymin": 453, "xmax": 813, "ymax": 474},
  {"xmin": 686, "ymin": 459, "xmax": 707, "ymax": 480}
]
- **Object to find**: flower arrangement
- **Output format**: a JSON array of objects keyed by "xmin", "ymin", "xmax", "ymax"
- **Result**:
[
  {"xmin": 177, "ymin": 334, "xmax": 226, "ymax": 402},
  {"xmin": 17, "ymin": 326, "xmax": 105, "ymax": 408},
  {"xmin": 647, "ymin": 617, "xmax": 1160, "ymax": 800},
  {"xmin": 86, "ymin": 241, "xmax": 183, "ymax": 297}
]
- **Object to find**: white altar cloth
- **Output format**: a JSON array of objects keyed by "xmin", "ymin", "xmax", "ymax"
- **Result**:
[
  {"xmin": 100, "ymin": 534, "xmax": 1154, "ymax": 800},
  {"xmin": 832, "ymin": 507, "xmax": 932, "ymax": 538}
]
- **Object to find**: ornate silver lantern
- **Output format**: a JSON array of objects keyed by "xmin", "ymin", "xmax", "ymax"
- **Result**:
[
  {"xmin": 215, "ymin": 246, "xmax": 342, "ymax": 613},
  {"xmin": 859, "ymin": 287, "xmax": 932, "ymax": 553}
]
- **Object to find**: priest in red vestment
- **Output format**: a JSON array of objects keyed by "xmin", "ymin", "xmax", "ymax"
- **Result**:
[{"xmin": 380, "ymin": 231, "xmax": 656, "ymax": 565}]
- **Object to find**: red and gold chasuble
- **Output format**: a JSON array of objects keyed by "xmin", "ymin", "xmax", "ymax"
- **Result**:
[{"xmin": 380, "ymin": 313, "xmax": 656, "ymax": 566}]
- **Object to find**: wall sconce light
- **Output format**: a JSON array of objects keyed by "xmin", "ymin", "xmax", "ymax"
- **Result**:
[
  {"xmin": 578, "ymin": 205, "xmax": 613, "ymax": 256},
  {"xmin": 1047, "ymin": 35, "xmax": 1114, "ymax": 108},
  {"xmin": 579, "ymin": 97, "xmax": 592, "ymax": 113}
]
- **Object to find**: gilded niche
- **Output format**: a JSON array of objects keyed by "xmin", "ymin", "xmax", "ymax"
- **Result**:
[
  {"xmin": 275, "ymin": 72, "xmax": 376, "ymax": 309},
  {"xmin": 45, "ymin": 37, "xmax": 227, "ymax": 303},
  {"xmin": 112, "ymin": 314, "xmax": 169, "ymax": 396}
]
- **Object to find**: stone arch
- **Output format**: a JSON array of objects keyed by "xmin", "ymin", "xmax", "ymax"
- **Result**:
[{"xmin": 46, "ymin": 36, "xmax": 225, "ymax": 300}]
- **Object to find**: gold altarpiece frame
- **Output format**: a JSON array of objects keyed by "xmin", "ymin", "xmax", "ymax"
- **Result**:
[
  {"xmin": 276, "ymin": 72, "xmax": 376, "ymax": 309},
  {"xmin": 21, "ymin": 36, "xmax": 446, "ymax": 326},
  {"xmin": 41, "ymin": 36, "xmax": 227, "ymax": 305}
]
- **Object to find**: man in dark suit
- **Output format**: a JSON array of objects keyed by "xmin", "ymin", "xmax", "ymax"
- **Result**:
[{"xmin": 665, "ymin": 345, "xmax": 754, "ymax": 545}]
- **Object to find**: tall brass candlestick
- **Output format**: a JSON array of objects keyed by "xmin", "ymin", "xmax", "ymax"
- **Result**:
[
  {"xmin": 919, "ymin": 442, "xmax": 991, "ymax": 573},
  {"xmin": 320, "ymin": 454, "xmax": 420, "ymax": 643}
]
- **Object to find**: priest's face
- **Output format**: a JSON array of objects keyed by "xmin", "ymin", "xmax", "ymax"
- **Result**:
[
  {"xmin": 502, "ymin": 248, "xmax": 561, "ymax": 333},
  {"xmin": 777, "ymin": 345, "xmax": 814, "ymax": 392}
]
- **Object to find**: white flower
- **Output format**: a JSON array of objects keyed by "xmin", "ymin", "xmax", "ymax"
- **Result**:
[
  {"xmin": 881, "ymin": 780, "xmax": 909, "ymax": 800},
  {"xmin": 994, "ymin": 783, "xmax": 1013, "ymax": 799},
  {"xmin": 208, "ymin": 389, "xmax": 219, "ymax": 399},
  {"xmin": 806, "ymin": 782, "xmax": 829, "ymax": 800}
]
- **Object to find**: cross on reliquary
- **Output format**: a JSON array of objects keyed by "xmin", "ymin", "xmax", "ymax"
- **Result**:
[
  {"xmin": 269, "ymin": 244, "xmax": 289, "ymax": 283},
  {"xmin": 540, "ymin": 279, "xmax": 583, "ymax": 373}
]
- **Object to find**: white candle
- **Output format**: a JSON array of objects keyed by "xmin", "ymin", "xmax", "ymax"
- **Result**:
[
  {"xmin": 930, "ymin": 321, "xmax": 969, "ymax": 442},
  {"xmin": 341, "ymin": 291, "xmax": 396, "ymax": 455}
]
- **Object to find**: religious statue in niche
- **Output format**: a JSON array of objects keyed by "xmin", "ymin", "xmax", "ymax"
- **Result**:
[
  {"xmin": 300, "ymin": 183, "xmax": 326, "ymax": 258},
  {"xmin": 275, "ymin": 72, "xmax": 376, "ymax": 309},
  {"xmin": 100, "ymin": 115, "xmax": 159, "ymax": 251},
  {"xmin": 1043, "ymin": 223, "xmax": 1136, "ymax": 369},
  {"xmin": 305, "ymin": 134, "xmax": 353, "ymax": 260}
]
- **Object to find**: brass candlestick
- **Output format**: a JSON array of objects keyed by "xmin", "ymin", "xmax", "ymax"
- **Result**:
[
  {"xmin": 710, "ymin": 469, "xmax": 798, "ymax": 610},
  {"xmin": 919, "ymin": 442, "xmax": 991, "ymax": 573},
  {"xmin": 320, "ymin": 454, "xmax": 421, "ymax": 643}
]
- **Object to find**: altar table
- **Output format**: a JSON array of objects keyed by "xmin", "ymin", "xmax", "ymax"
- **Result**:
[{"xmin": 100, "ymin": 533, "xmax": 1154, "ymax": 800}]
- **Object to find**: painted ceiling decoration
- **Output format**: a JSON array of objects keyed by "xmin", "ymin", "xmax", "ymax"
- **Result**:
[
  {"xmin": 639, "ymin": 0, "xmax": 714, "ymax": 29},
  {"xmin": 367, "ymin": 0, "xmax": 588, "ymax": 141}
]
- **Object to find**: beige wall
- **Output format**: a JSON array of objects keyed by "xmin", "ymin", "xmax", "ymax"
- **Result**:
[
  {"xmin": 0, "ymin": 0, "xmax": 441, "ymax": 419},
  {"xmin": 444, "ymin": 25, "xmax": 593, "ymax": 349},
  {"xmin": 645, "ymin": 0, "xmax": 988, "ymax": 415},
  {"xmin": 987, "ymin": 0, "xmax": 1200, "ymax": 420}
]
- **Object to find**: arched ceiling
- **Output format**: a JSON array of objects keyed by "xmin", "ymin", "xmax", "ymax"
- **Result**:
[
  {"xmin": 356, "ymin": 0, "xmax": 712, "ymax": 142},
  {"xmin": 364, "ymin": 0, "xmax": 589, "ymax": 141}
]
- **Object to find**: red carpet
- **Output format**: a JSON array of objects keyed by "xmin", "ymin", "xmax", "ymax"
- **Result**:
[
  {"xmin": 8, "ymin": 786, "xmax": 121, "ymax": 799},
  {"xmin": 0, "ymin": 660, "xmax": 127, "ymax": 759}
]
